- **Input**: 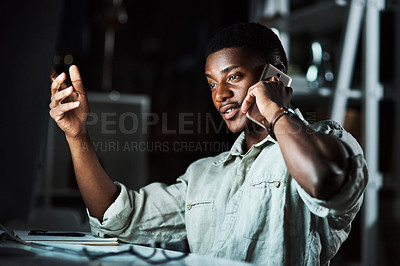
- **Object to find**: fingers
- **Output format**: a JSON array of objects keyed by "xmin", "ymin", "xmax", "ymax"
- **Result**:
[
  {"xmin": 50, "ymin": 65, "xmax": 86, "ymax": 97},
  {"xmin": 49, "ymin": 86, "xmax": 74, "ymax": 108},
  {"xmin": 50, "ymin": 72, "xmax": 67, "ymax": 96},
  {"xmin": 241, "ymin": 85, "xmax": 257, "ymax": 114},
  {"xmin": 242, "ymin": 80, "xmax": 289, "ymax": 114},
  {"xmin": 69, "ymin": 65, "xmax": 85, "ymax": 94},
  {"xmin": 49, "ymin": 101, "xmax": 80, "ymax": 121}
]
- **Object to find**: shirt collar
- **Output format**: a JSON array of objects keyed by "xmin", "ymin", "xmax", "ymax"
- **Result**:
[
  {"xmin": 213, "ymin": 132, "xmax": 275, "ymax": 165},
  {"xmin": 212, "ymin": 108, "xmax": 306, "ymax": 165}
]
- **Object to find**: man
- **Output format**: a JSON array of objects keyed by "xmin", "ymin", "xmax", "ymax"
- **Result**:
[{"xmin": 49, "ymin": 22, "xmax": 367, "ymax": 265}]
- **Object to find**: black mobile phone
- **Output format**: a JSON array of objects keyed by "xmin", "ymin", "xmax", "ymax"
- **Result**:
[
  {"xmin": 246, "ymin": 64, "xmax": 292, "ymax": 129},
  {"xmin": 28, "ymin": 230, "xmax": 85, "ymax": 237}
]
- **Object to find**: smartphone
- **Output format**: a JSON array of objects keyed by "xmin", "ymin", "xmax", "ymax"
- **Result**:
[
  {"xmin": 246, "ymin": 64, "xmax": 292, "ymax": 129},
  {"xmin": 259, "ymin": 63, "xmax": 292, "ymax": 86}
]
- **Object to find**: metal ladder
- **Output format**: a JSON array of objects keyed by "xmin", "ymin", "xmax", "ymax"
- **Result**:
[
  {"xmin": 255, "ymin": 0, "xmax": 385, "ymax": 265},
  {"xmin": 330, "ymin": 1, "xmax": 384, "ymax": 265}
]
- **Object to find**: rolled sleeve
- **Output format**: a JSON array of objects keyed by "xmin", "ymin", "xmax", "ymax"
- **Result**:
[
  {"xmin": 89, "ymin": 182, "xmax": 133, "ymax": 237},
  {"xmin": 295, "ymin": 120, "xmax": 368, "ymax": 218},
  {"xmin": 88, "ymin": 176, "xmax": 188, "ymax": 244}
]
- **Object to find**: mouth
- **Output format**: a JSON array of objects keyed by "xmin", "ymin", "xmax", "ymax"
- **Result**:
[{"xmin": 219, "ymin": 102, "xmax": 242, "ymax": 120}]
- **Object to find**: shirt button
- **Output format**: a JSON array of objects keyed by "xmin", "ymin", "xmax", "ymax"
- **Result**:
[
  {"xmin": 274, "ymin": 181, "xmax": 281, "ymax": 188},
  {"xmin": 186, "ymin": 204, "xmax": 192, "ymax": 210}
]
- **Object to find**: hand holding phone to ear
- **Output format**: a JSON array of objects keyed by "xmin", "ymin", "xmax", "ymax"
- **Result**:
[{"xmin": 241, "ymin": 64, "xmax": 293, "ymax": 128}]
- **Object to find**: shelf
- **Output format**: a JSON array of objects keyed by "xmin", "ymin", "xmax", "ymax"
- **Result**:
[
  {"xmin": 260, "ymin": 1, "xmax": 349, "ymax": 35},
  {"xmin": 290, "ymin": 75, "xmax": 362, "ymax": 100},
  {"xmin": 289, "ymin": 75, "xmax": 330, "ymax": 99}
]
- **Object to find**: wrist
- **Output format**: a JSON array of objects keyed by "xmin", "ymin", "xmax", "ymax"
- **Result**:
[
  {"xmin": 262, "ymin": 103, "xmax": 281, "ymax": 125},
  {"xmin": 66, "ymin": 130, "xmax": 90, "ymax": 144},
  {"xmin": 268, "ymin": 107, "xmax": 296, "ymax": 140},
  {"xmin": 66, "ymin": 132, "xmax": 94, "ymax": 153}
]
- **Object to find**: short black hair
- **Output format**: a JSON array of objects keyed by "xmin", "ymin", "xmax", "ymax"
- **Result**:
[{"xmin": 206, "ymin": 22, "xmax": 288, "ymax": 73}]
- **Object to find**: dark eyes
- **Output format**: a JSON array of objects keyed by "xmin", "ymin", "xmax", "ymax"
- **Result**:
[
  {"xmin": 228, "ymin": 75, "xmax": 238, "ymax": 81},
  {"xmin": 208, "ymin": 74, "xmax": 239, "ymax": 90}
]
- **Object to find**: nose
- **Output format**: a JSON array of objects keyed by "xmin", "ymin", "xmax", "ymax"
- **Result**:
[{"xmin": 215, "ymin": 83, "xmax": 233, "ymax": 103}]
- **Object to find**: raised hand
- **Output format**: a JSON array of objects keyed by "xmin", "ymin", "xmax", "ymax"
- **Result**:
[
  {"xmin": 241, "ymin": 76, "xmax": 293, "ymax": 124},
  {"xmin": 49, "ymin": 65, "xmax": 89, "ymax": 138}
]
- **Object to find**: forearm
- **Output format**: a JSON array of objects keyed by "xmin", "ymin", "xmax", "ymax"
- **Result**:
[
  {"xmin": 273, "ymin": 115, "xmax": 349, "ymax": 199},
  {"xmin": 67, "ymin": 133, "xmax": 118, "ymax": 221}
]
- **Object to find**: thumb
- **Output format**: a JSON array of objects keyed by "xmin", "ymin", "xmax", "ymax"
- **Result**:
[{"xmin": 69, "ymin": 65, "xmax": 86, "ymax": 94}]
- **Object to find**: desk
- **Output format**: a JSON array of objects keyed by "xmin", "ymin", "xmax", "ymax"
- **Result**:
[{"xmin": 0, "ymin": 238, "xmax": 251, "ymax": 265}]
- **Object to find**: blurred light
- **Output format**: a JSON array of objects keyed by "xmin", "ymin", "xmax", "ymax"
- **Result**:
[
  {"xmin": 311, "ymin": 42, "xmax": 322, "ymax": 64},
  {"xmin": 335, "ymin": 0, "xmax": 348, "ymax": 7},
  {"xmin": 64, "ymin": 54, "xmax": 74, "ymax": 65},
  {"xmin": 118, "ymin": 13, "xmax": 128, "ymax": 24},
  {"xmin": 309, "ymin": 81, "xmax": 319, "ymax": 89},
  {"xmin": 319, "ymin": 87, "xmax": 332, "ymax": 96},
  {"xmin": 322, "ymin": 51, "xmax": 330, "ymax": 61},
  {"xmin": 109, "ymin": 90, "xmax": 121, "ymax": 101},
  {"xmin": 306, "ymin": 65, "xmax": 318, "ymax": 82},
  {"xmin": 325, "ymin": 71, "xmax": 334, "ymax": 81}
]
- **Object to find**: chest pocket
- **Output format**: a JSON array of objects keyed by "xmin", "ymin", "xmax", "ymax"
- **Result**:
[
  {"xmin": 185, "ymin": 200, "xmax": 216, "ymax": 253},
  {"xmin": 235, "ymin": 178, "xmax": 286, "ymax": 241}
]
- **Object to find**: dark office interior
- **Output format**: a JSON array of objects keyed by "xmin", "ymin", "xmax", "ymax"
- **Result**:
[{"xmin": 1, "ymin": 0, "xmax": 400, "ymax": 265}]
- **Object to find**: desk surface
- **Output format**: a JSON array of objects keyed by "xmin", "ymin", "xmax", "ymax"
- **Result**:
[{"xmin": 0, "ymin": 238, "xmax": 251, "ymax": 265}]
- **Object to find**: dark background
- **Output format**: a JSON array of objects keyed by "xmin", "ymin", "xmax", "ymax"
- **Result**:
[
  {"xmin": 50, "ymin": 0, "xmax": 398, "ymax": 187},
  {"xmin": 53, "ymin": 0, "xmax": 250, "ymax": 183},
  {"xmin": 1, "ymin": 0, "xmax": 399, "ymax": 265}
]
